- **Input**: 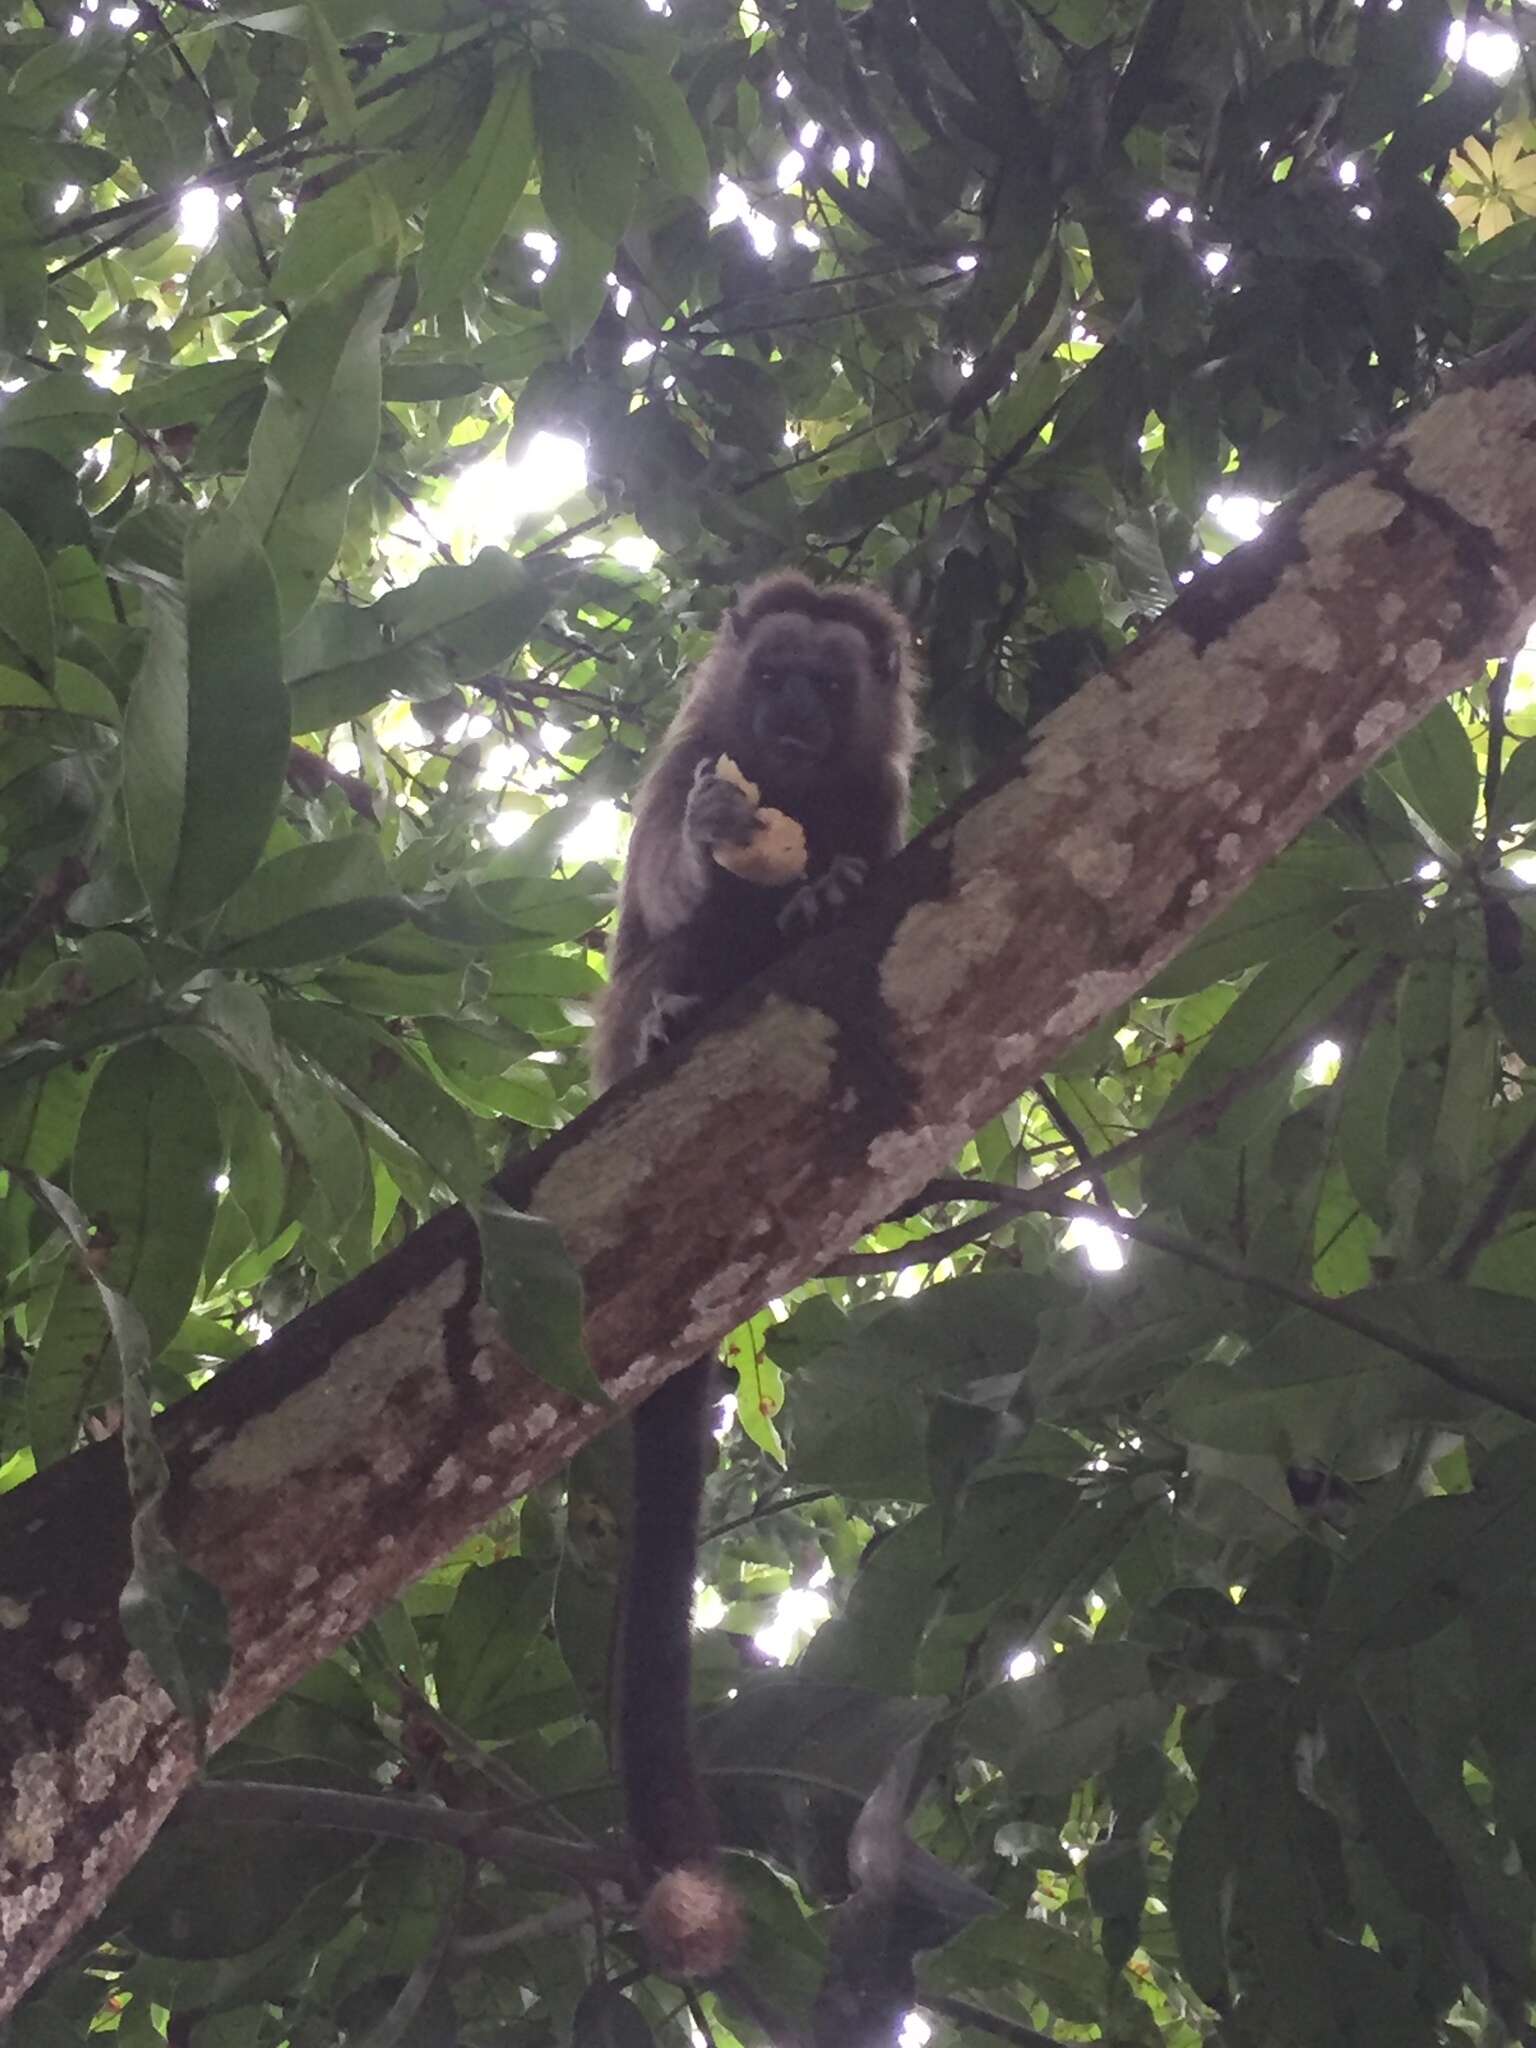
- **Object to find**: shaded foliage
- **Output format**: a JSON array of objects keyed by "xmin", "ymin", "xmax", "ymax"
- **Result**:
[{"xmin": 5, "ymin": 0, "xmax": 1536, "ymax": 2042}]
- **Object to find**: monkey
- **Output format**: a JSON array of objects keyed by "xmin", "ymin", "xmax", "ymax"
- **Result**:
[{"xmin": 590, "ymin": 572, "xmax": 922, "ymax": 1979}]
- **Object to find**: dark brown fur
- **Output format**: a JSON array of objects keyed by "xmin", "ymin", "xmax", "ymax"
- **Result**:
[
  {"xmin": 593, "ymin": 573, "xmax": 921, "ymax": 1975},
  {"xmin": 593, "ymin": 575, "xmax": 919, "ymax": 1088}
]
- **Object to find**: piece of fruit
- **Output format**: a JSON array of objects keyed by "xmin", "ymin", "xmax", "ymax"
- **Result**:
[{"xmin": 711, "ymin": 754, "xmax": 808, "ymax": 884}]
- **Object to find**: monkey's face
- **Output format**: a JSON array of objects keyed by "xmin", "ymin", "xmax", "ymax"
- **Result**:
[{"xmin": 738, "ymin": 616, "xmax": 874, "ymax": 793}]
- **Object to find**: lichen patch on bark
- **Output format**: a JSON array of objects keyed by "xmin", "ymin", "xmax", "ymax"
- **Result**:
[{"xmin": 193, "ymin": 1262, "xmax": 475, "ymax": 1492}]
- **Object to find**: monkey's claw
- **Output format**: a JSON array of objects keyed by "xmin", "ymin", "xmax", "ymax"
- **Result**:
[
  {"xmin": 636, "ymin": 990, "xmax": 701, "ymax": 1066},
  {"xmin": 777, "ymin": 853, "xmax": 869, "ymax": 933}
]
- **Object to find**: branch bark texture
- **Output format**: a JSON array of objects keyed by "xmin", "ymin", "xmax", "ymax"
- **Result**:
[{"xmin": 5, "ymin": 323, "xmax": 1536, "ymax": 2006}]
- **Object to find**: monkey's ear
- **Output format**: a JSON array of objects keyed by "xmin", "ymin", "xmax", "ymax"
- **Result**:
[{"xmin": 723, "ymin": 603, "xmax": 749, "ymax": 641}]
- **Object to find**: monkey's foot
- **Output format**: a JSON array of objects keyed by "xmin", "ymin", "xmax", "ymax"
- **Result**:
[
  {"xmin": 637, "ymin": 990, "xmax": 701, "ymax": 1066},
  {"xmin": 777, "ymin": 853, "xmax": 869, "ymax": 933}
]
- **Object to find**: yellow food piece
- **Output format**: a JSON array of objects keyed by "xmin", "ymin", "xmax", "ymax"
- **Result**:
[
  {"xmin": 711, "ymin": 754, "xmax": 809, "ymax": 885},
  {"xmin": 714, "ymin": 753, "xmax": 759, "ymax": 803}
]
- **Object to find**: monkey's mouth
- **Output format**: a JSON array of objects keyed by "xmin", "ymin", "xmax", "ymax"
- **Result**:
[{"xmin": 766, "ymin": 732, "xmax": 824, "ymax": 768}]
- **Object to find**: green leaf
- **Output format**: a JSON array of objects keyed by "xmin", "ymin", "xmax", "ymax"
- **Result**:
[
  {"xmin": 1150, "ymin": 932, "xmax": 1380, "ymax": 1157},
  {"xmin": 0, "ymin": 373, "xmax": 117, "ymax": 460},
  {"xmin": 962, "ymin": 1642, "xmax": 1167, "ymax": 1792},
  {"xmin": 28, "ymin": 1259, "xmax": 113, "ymax": 1469},
  {"xmin": 231, "ymin": 256, "xmax": 395, "ymax": 629},
  {"xmin": 210, "ymin": 836, "xmax": 405, "ymax": 968},
  {"xmin": 0, "ymin": 658, "xmax": 118, "ymax": 725},
  {"xmin": 286, "ymin": 551, "xmax": 553, "ymax": 731},
  {"xmin": 435, "ymin": 1556, "xmax": 576, "ymax": 1737},
  {"xmin": 0, "ymin": 504, "xmax": 54, "ymax": 679},
  {"xmin": 925, "ymin": 1394, "xmax": 1022, "ymax": 1535},
  {"xmin": 271, "ymin": 998, "xmax": 487, "ymax": 1199},
  {"xmin": 590, "ymin": 47, "xmax": 710, "ymax": 205},
  {"xmin": 272, "ymin": 173, "xmax": 388, "ymax": 305},
  {"xmin": 124, "ymin": 360, "xmax": 264, "ymax": 433},
  {"xmin": 806, "ymin": 467, "xmax": 932, "ymax": 541},
  {"xmin": 475, "ymin": 1193, "xmax": 604, "ymax": 1406},
  {"xmin": 534, "ymin": 50, "xmax": 639, "ymax": 250},
  {"xmin": 1380, "ymin": 700, "xmax": 1480, "ymax": 851},
  {"xmin": 573, "ymin": 1985, "xmax": 654, "ymax": 2048},
  {"xmin": 1492, "ymin": 734, "xmax": 1536, "ymax": 831},
  {"xmin": 786, "ymin": 1274, "xmax": 1048, "ymax": 1500},
  {"xmin": 1148, "ymin": 836, "xmax": 1379, "ymax": 996},
  {"xmin": 123, "ymin": 516, "xmax": 290, "ymax": 930},
  {"xmin": 1338, "ymin": 0, "xmax": 1451, "ymax": 148},
  {"xmin": 540, "ymin": 219, "xmax": 615, "ymax": 354},
  {"xmin": 199, "ymin": 980, "xmax": 368, "ymax": 1234},
  {"xmin": 28, "ymin": 1174, "xmax": 230, "ymax": 1723},
  {"xmin": 72, "ymin": 1038, "xmax": 222, "ymax": 1355},
  {"xmin": 1320, "ymin": 1436, "xmax": 1536, "ymax": 1654},
  {"xmin": 417, "ymin": 63, "xmax": 535, "ymax": 318}
]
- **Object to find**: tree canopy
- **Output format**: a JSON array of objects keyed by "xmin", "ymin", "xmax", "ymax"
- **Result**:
[{"xmin": 6, "ymin": 1, "xmax": 1536, "ymax": 2045}]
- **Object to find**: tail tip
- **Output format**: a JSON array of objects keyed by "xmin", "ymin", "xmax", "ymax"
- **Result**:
[{"xmin": 637, "ymin": 1864, "xmax": 744, "ymax": 1979}]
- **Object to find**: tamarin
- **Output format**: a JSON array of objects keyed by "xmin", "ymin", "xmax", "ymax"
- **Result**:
[{"xmin": 591, "ymin": 572, "xmax": 922, "ymax": 1977}]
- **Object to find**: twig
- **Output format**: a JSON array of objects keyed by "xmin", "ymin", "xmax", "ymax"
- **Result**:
[
  {"xmin": 46, "ymin": 23, "xmax": 505, "ymax": 261},
  {"xmin": 452, "ymin": 1893, "xmax": 611, "ymax": 1956},
  {"xmin": 138, "ymin": 0, "xmax": 277, "ymax": 288},
  {"xmin": 1444, "ymin": 1117, "xmax": 1536, "ymax": 1282},
  {"xmin": 700, "ymin": 1488, "xmax": 833, "ymax": 1544},
  {"xmin": 989, "ymin": 1188, "xmax": 1536, "ymax": 1426},
  {"xmin": 182, "ymin": 1778, "xmax": 623, "ymax": 1885},
  {"xmin": 685, "ymin": 1991, "xmax": 720, "ymax": 2047},
  {"xmin": 392, "ymin": 1677, "xmax": 592, "ymax": 1843},
  {"xmin": 286, "ymin": 743, "xmax": 378, "ymax": 820},
  {"xmin": 1484, "ymin": 659, "xmax": 1511, "ymax": 825},
  {"xmin": 830, "ymin": 999, "xmax": 1375, "ymax": 1277},
  {"xmin": 380, "ymin": 473, "xmax": 456, "ymax": 567},
  {"xmin": 357, "ymin": 1866, "xmax": 462, "ymax": 2048},
  {"xmin": 923, "ymin": 1994, "xmax": 1061, "ymax": 2047},
  {"xmin": 1033, "ymin": 1077, "xmax": 1116, "ymax": 1213}
]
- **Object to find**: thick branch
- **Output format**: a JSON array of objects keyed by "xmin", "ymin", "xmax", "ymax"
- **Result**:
[{"xmin": 5, "ymin": 319, "xmax": 1536, "ymax": 2008}]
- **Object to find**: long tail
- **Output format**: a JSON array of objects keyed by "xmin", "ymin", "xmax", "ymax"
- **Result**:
[{"xmin": 617, "ymin": 1358, "xmax": 743, "ymax": 1977}]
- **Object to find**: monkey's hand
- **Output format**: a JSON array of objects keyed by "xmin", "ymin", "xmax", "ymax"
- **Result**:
[
  {"xmin": 777, "ymin": 853, "xmax": 869, "ymax": 934},
  {"xmin": 684, "ymin": 758, "xmax": 759, "ymax": 851},
  {"xmin": 637, "ymin": 989, "xmax": 702, "ymax": 1067}
]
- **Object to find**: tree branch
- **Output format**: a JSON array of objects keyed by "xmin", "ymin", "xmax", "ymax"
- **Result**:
[{"xmin": 180, "ymin": 1779, "xmax": 623, "ymax": 1887}]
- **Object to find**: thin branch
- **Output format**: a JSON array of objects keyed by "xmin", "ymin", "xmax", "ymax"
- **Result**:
[
  {"xmin": 685, "ymin": 1990, "xmax": 720, "ymax": 2048},
  {"xmin": 1444, "ymin": 1116, "xmax": 1536, "ymax": 1282},
  {"xmin": 453, "ymin": 1893, "xmax": 610, "ymax": 1956},
  {"xmin": 181, "ymin": 1778, "xmax": 623, "ymax": 1886},
  {"xmin": 923, "ymin": 1994, "xmax": 1061, "ymax": 2048},
  {"xmin": 391, "ymin": 1677, "xmax": 592, "ymax": 1844},
  {"xmin": 700, "ymin": 1488, "xmax": 833, "ymax": 1545},
  {"xmin": 286, "ymin": 743, "xmax": 378, "ymax": 820},
  {"xmin": 357, "ymin": 1867, "xmax": 462, "ymax": 2048},
  {"xmin": 1484, "ymin": 659, "xmax": 1511, "ymax": 825},
  {"xmin": 46, "ymin": 23, "xmax": 505, "ymax": 259},
  {"xmin": 1033, "ymin": 1077, "xmax": 1116, "ymax": 1213},
  {"xmin": 831, "ymin": 994, "xmax": 1381, "ymax": 1276},
  {"xmin": 138, "ymin": 0, "xmax": 276, "ymax": 287},
  {"xmin": 380, "ymin": 473, "xmax": 456, "ymax": 567},
  {"xmin": 1005, "ymin": 1190, "xmax": 1536, "ymax": 1425}
]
